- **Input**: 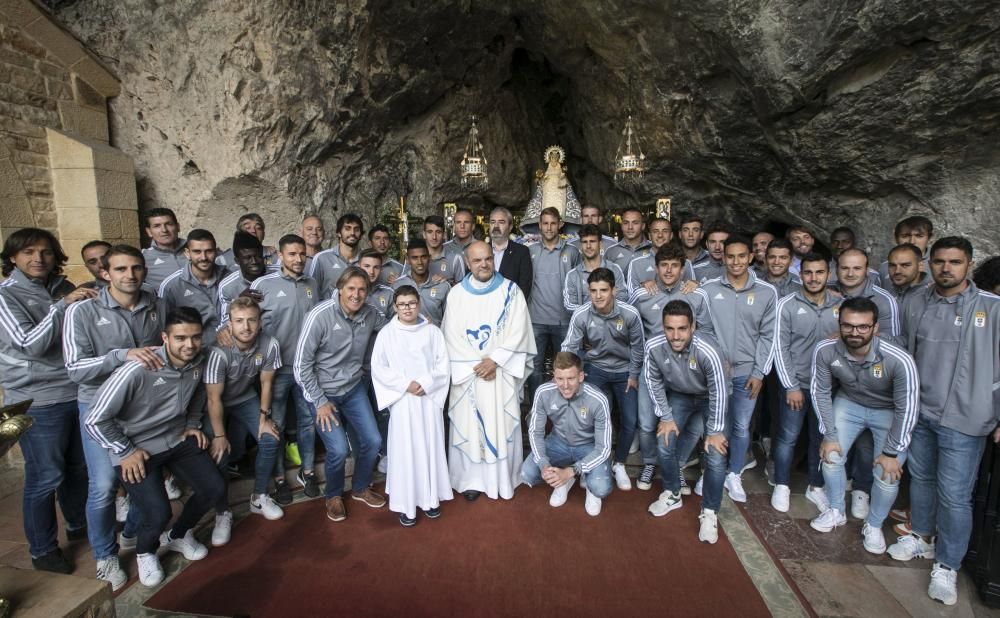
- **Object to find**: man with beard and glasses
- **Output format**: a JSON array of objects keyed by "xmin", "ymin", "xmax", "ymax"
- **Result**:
[
  {"xmin": 308, "ymin": 213, "xmax": 363, "ymax": 297},
  {"xmin": 158, "ymin": 229, "xmax": 225, "ymax": 346}
]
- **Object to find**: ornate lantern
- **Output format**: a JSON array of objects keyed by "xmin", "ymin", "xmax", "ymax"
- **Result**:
[
  {"xmin": 613, "ymin": 113, "xmax": 647, "ymax": 189},
  {"xmin": 460, "ymin": 115, "xmax": 488, "ymax": 190}
]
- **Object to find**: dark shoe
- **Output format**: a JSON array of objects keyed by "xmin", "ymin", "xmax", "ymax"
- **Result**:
[
  {"xmin": 424, "ymin": 507, "xmax": 442, "ymax": 519},
  {"xmin": 32, "ymin": 548, "xmax": 72, "ymax": 574},
  {"xmin": 225, "ymin": 464, "xmax": 241, "ymax": 479},
  {"xmin": 399, "ymin": 513, "xmax": 417, "ymax": 527},
  {"xmin": 66, "ymin": 526, "xmax": 87, "ymax": 542},
  {"xmin": 273, "ymin": 479, "xmax": 293, "ymax": 506},
  {"xmin": 351, "ymin": 488, "xmax": 386, "ymax": 508},
  {"xmin": 326, "ymin": 496, "xmax": 346, "ymax": 522},
  {"xmin": 297, "ymin": 470, "xmax": 320, "ymax": 499},
  {"xmin": 462, "ymin": 490, "xmax": 482, "ymax": 502}
]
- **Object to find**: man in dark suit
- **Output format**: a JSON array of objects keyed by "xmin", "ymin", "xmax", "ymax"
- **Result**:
[{"xmin": 489, "ymin": 207, "xmax": 533, "ymax": 300}]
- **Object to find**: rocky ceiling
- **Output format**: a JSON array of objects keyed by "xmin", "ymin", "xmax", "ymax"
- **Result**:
[{"xmin": 49, "ymin": 0, "xmax": 1000, "ymax": 257}]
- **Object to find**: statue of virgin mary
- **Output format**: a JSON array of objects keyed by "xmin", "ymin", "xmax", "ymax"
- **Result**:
[{"xmin": 519, "ymin": 145, "xmax": 582, "ymax": 235}]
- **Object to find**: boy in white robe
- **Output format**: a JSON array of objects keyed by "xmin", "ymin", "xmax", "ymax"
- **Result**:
[{"xmin": 372, "ymin": 285, "xmax": 453, "ymax": 526}]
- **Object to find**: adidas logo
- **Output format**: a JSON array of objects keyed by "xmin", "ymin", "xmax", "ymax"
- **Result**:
[
  {"xmin": 831, "ymin": 359, "xmax": 842, "ymax": 367},
  {"xmin": 332, "ymin": 323, "xmax": 343, "ymax": 331},
  {"xmin": 589, "ymin": 321, "xmax": 597, "ymax": 328},
  {"xmin": 276, "ymin": 290, "xmax": 287, "ymax": 298},
  {"xmin": 333, "ymin": 264, "xmax": 343, "ymax": 269},
  {"xmin": 154, "ymin": 258, "xmax": 165, "ymax": 265},
  {"xmin": 550, "ymin": 404, "xmax": 558, "ymax": 410},
  {"xmin": 27, "ymin": 299, "xmax": 37, "ymax": 306},
  {"xmin": 651, "ymin": 303, "xmax": 660, "ymax": 310},
  {"xmin": 797, "ymin": 307, "xmax": 807, "ymax": 315},
  {"xmin": 153, "ymin": 377, "xmax": 166, "ymax": 386},
  {"xmin": 183, "ymin": 289, "xmax": 194, "ymax": 297},
  {"xmin": 96, "ymin": 317, "xmax": 111, "ymax": 326},
  {"xmin": 646, "ymin": 266, "xmax": 654, "ymax": 272},
  {"xmin": 714, "ymin": 293, "xmax": 725, "ymax": 300}
]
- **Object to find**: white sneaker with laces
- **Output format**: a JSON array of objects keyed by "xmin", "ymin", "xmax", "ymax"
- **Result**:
[
  {"xmin": 928, "ymin": 562, "xmax": 958, "ymax": 606},
  {"xmin": 612, "ymin": 463, "xmax": 632, "ymax": 491},
  {"xmin": 211, "ymin": 511, "xmax": 232, "ymax": 547},
  {"xmin": 636, "ymin": 464, "xmax": 655, "ymax": 490},
  {"xmin": 862, "ymin": 522, "xmax": 886, "ymax": 554},
  {"xmin": 160, "ymin": 529, "xmax": 208, "ymax": 560},
  {"xmin": 96, "ymin": 555, "xmax": 128, "ymax": 591},
  {"xmin": 724, "ymin": 472, "xmax": 747, "ymax": 503},
  {"xmin": 137, "ymin": 552, "xmax": 164, "ymax": 587},
  {"xmin": 648, "ymin": 490, "xmax": 683, "ymax": 517},
  {"xmin": 115, "ymin": 495, "xmax": 130, "ymax": 523},
  {"xmin": 888, "ymin": 533, "xmax": 936, "ymax": 561},
  {"xmin": 771, "ymin": 484, "xmax": 790, "ymax": 513},
  {"xmin": 549, "ymin": 477, "xmax": 576, "ymax": 508},
  {"xmin": 628, "ymin": 434, "xmax": 640, "ymax": 454},
  {"xmin": 694, "ymin": 474, "xmax": 704, "ymax": 496},
  {"xmin": 851, "ymin": 490, "xmax": 870, "ymax": 519},
  {"xmin": 805, "ymin": 485, "xmax": 830, "ymax": 513},
  {"xmin": 164, "ymin": 476, "xmax": 182, "ymax": 500},
  {"xmin": 250, "ymin": 493, "xmax": 284, "ymax": 520},
  {"xmin": 699, "ymin": 509, "xmax": 719, "ymax": 544},
  {"xmin": 810, "ymin": 508, "xmax": 847, "ymax": 532},
  {"xmin": 584, "ymin": 489, "xmax": 602, "ymax": 516}
]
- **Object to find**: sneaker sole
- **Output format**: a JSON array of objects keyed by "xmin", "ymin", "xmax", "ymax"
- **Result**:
[
  {"xmin": 296, "ymin": 473, "xmax": 321, "ymax": 499},
  {"xmin": 326, "ymin": 512, "xmax": 347, "ymax": 522},
  {"xmin": 250, "ymin": 505, "xmax": 284, "ymax": 521},
  {"xmin": 770, "ymin": 500, "xmax": 790, "ymax": 513},
  {"xmin": 805, "ymin": 494, "xmax": 829, "ymax": 512},
  {"xmin": 888, "ymin": 549, "xmax": 935, "ymax": 562},
  {"xmin": 741, "ymin": 460, "xmax": 757, "ymax": 473},
  {"xmin": 863, "ymin": 542, "xmax": 887, "ymax": 555},
  {"xmin": 649, "ymin": 501, "xmax": 683, "ymax": 517},
  {"xmin": 636, "ymin": 481, "xmax": 653, "ymax": 491},
  {"xmin": 351, "ymin": 495, "xmax": 386, "ymax": 508},
  {"xmin": 810, "ymin": 519, "xmax": 846, "ymax": 533}
]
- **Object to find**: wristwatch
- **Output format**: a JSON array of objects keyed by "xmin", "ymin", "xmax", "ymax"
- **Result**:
[{"xmin": 261, "ymin": 408, "xmax": 272, "ymax": 418}]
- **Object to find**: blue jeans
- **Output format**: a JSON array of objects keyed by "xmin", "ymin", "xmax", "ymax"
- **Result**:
[
  {"xmin": 118, "ymin": 437, "xmax": 225, "ymax": 555},
  {"xmin": 202, "ymin": 396, "xmax": 281, "ymax": 496},
  {"xmin": 638, "ymin": 371, "xmax": 702, "ymax": 466},
  {"xmin": 310, "ymin": 381, "xmax": 382, "ymax": 498},
  {"xmin": 585, "ymin": 365, "xmax": 637, "ymax": 464},
  {"xmin": 772, "ymin": 388, "xmax": 824, "ymax": 488},
  {"xmin": 726, "ymin": 375, "xmax": 758, "ymax": 474},
  {"xmin": 908, "ymin": 415, "xmax": 987, "ymax": 571},
  {"xmin": 655, "ymin": 393, "xmax": 726, "ymax": 512},
  {"xmin": 848, "ymin": 430, "xmax": 875, "ymax": 494},
  {"xmin": 528, "ymin": 323, "xmax": 568, "ymax": 398},
  {"xmin": 521, "ymin": 435, "xmax": 612, "ymax": 498},
  {"xmin": 821, "ymin": 396, "xmax": 907, "ymax": 527},
  {"xmin": 272, "ymin": 371, "xmax": 315, "ymax": 472},
  {"xmin": 365, "ymin": 375, "xmax": 390, "ymax": 457},
  {"xmin": 19, "ymin": 400, "xmax": 87, "ymax": 558},
  {"xmin": 78, "ymin": 401, "xmax": 140, "ymax": 560}
]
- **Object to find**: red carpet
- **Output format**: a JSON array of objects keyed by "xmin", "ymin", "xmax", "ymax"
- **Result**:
[{"xmin": 146, "ymin": 483, "xmax": 771, "ymax": 617}]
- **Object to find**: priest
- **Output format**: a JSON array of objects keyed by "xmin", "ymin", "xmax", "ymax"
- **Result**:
[
  {"xmin": 371, "ymin": 285, "xmax": 453, "ymax": 527},
  {"xmin": 442, "ymin": 241, "xmax": 536, "ymax": 501}
]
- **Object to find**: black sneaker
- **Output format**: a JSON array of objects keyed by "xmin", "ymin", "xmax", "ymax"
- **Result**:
[
  {"xmin": 66, "ymin": 526, "xmax": 87, "ymax": 542},
  {"xmin": 399, "ymin": 513, "xmax": 417, "ymax": 527},
  {"xmin": 637, "ymin": 464, "xmax": 656, "ymax": 490},
  {"xmin": 226, "ymin": 464, "xmax": 241, "ymax": 479},
  {"xmin": 273, "ymin": 479, "xmax": 293, "ymax": 506},
  {"xmin": 297, "ymin": 470, "xmax": 320, "ymax": 499},
  {"xmin": 424, "ymin": 507, "xmax": 442, "ymax": 519},
  {"xmin": 32, "ymin": 548, "xmax": 73, "ymax": 574}
]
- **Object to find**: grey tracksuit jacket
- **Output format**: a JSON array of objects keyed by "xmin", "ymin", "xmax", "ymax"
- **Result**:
[
  {"xmin": 773, "ymin": 290, "xmax": 842, "ymax": 391},
  {"xmin": 878, "ymin": 256, "xmax": 929, "ymax": 286},
  {"xmin": 810, "ymin": 336, "xmax": 920, "ymax": 454},
  {"xmin": 367, "ymin": 284, "xmax": 395, "ymax": 318},
  {"xmin": 643, "ymin": 333, "xmax": 730, "ymax": 434},
  {"xmin": 401, "ymin": 246, "xmax": 466, "ymax": 286},
  {"xmin": 901, "ymin": 281, "xmax": 1000, "ymax": 436},
  {"xmin": 377, "ymin": 259, "xmax": 405, "ymax": 287},
  {"xmin": 562, "ymin": 259, "xmax": 628, "ymax": 315},
  {"xmin": 217, "ymin": 271, "xmax": 255, "ymax": 325},
  {"xmin": 158, "ymin": 265, "xmax": 224, "ymax": 345},
  {"xmin": 528, "ymin": 382, "xmax": 612, "ymax": 475},
  {"xmin": 0, "ymin": 269, "xmax": 76, "ymax": 405},
  {"xmin": 204, "ymin": 333, "xmax": 281, "ymax": 407},
  {"xmin": 391, "ymin": 275, "xmax": 450, "ymax": 326},
  {"xmin": 628, "ymin": 283, "xmax": 716, "ymax": 341},
  {"xmin": 142, "ymin": 241, "xmax": 188, "ymax": 291},
  {"xmin": 528, "ymin": 239, "xmax": 581, "ymax": 326},
  {"xmin": 764, "ymin": 272, "xmax": 803, "ymax": 298},
  {"xmin": 624, "ymin": 254, "xmax": 697, "ymax": 294},
  {"xmin": 605, "ymin": 239, "xmax": 652, "ymax": 276},
  {"xmin": 835, "ymin": 279, "xmax": 901, "ymax": 343},
  {"xmin": 250, "ymin": 270, "xmax": 318, "ymax": 375},
  {"xmin": 63, "ymin": 287, "xmax": 163, "ymax": 404},
  {"xmin": 701, "ymin": 271, "xmax": 778, "ymax": 379},
  {"xmin": 294, "ymin": 300, "xmax": 387, "ymax": 407},
  {"xmin": 84, "ymin": 346, "xmax": 207, "ymax": 464},
  {"xmin": 885, "ymin": 272, "xmax": 930, "ymax": 305},
  {"xmin": 561, "ymin": 301, "xmax": 645, "ymax": 380},
  {"xmin": 307, "ymin": 245, "xmax": 357, "ymax": 298},
  {"xmin": 692, "ymin": 257, "xmax": 725, "ymax": 284}
]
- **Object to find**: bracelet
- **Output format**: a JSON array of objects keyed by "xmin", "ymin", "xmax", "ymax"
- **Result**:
[
  {"xmin": 881, "ymin": 451, "xmax": 897, "ymax": 458},
  {"xmin": 213, "ymin": 435, "xmax": 227, "ymax": 440},
  {"xmin": 260, "ymin": 409, "xmax": 271, "ymax": 417}
]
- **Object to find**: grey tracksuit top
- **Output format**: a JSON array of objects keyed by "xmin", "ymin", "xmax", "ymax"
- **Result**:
[
  {"xmin": 63, "ymin": 287, "xmax": 163, "ymax": 404},
  {"xmin": 692, "ymin": 257, "xmax": 725, "ymax": 283},
  {"xmin": 377, "ymin": 259, "xmax": 405, "ymax": 287},
  {"xmin": 886, "ymin": 272, "xmax": 930, "ymax": 305},
  {"xmin": 624, "ymin": 254, "xmax": 697, "ymax": 294},
  {"xmin": 402, "ymin": 245, "xmax": 466, "ymax": 286},
  {"xmin": 307, "ymin": 245, "xmax": 358, "ymax": 298},
  {"xmin": 84, "ymin": 346, "xmax": 207, "ymax": 464},
  {"xmin": 605, "ymin": 239, "xmax": 652, "ymax": 276},
  {"xmin": 701, "ymin": 271, "xmax": 778, "ymax": 379},
  {"xmin": 158, "ymin": 265, "xmax": 224, "ymax": 346},
  {"xmin": 567, "ymin": 235, "xmax": 616, "ymax": 257},
  {"xmin": 391, "ymin": 275, "xmax": 450, "ymax": 326},
  {"xmin": 561, "ymin": 301, "xmax": 645, "ymax": 380},
  {"xmin": 810, "ymin": 336, "xmax": 920, "ymax": 454},
  {"xmin": 901, "ymin": 281, "xmax": 1000, "ymax": 436},
  {"xmin": 528, "ymin": 239, "xmax": 581, "ymax": 326},
  {"xmin": 528, "ymin": 382, "xmax": 612, "ymax": 475},
  {"xmin": 562, "ymin": 259, "xmax": 627, "ymax": 314},
  {"xmin": 217, "ymin": 270, "xmax": 256, "ymax": 325},
  {"xmin": 250, "ymin": 270, "xmax": 318, "ymax": 375},
  {"xmin": 628, "ymin": 283, "xmax": 716, "ymax": 341},
  {"xmin": 643, "ymin": 333, "xmax": 730, "ymax": 434},
  {"xmin": 366, "ymin": 283, "xmax": 395, "ymax": 318},
  {"xmin": 773, "ymin": 290, "xmax": 843, "ymax": 391},
  {"xmin": 878, "ymin": 256, "xmax": 929, "ymax": 286},
  {"xmin": 204, "ymin": 333, "xmax": 281, "ymax": 407},
  {"xmin": 764, "ymin": 272, "xmax": 803, "ymax": 298},
  {"xmin": 0, "ymin": 269, "xmax": 76, "ymax": 405},
  {"xmin": 294, "ymin": 299, "xmax": 387, "ymax": 407},
  {"xmin": 835, "ymin": 278, "xmax": 901, "ymax": 343},
  {"xmin": 142, "ymin": 241, "xmax": 188, "ymax": 291}
]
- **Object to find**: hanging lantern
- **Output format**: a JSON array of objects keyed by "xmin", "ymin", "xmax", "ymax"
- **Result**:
[
  {"xmin": 613, "ymin": 113, "xmax": 647, "ymax": 189},
  {"xmin": 460, "ymin": 115, "xmax": 488, "ymax": 190}
]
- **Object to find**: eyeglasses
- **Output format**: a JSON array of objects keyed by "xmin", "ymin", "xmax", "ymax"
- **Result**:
[
  {"xmin": 395, "ymin": 301, "xmax": 419, "ymax": 309},
  {"xmin": 839, "ymin": 323, "xmax": 874, "ymax": 334}
]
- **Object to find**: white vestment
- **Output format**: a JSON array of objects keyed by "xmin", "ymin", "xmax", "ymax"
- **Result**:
[
  {"xmin": 372, "ymin": 316, "xmax": 453, "ymax": 518},
  {"xmin": 442, "ymin": 273, "xmax": 536, "ymax": 499}
]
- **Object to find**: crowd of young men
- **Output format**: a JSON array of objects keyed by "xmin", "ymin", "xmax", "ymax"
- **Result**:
[{"xmin": 1, "ymin": 204, "xmax": 998, "ymax": 608}]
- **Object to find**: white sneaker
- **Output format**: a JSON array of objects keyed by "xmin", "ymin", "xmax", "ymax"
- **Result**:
[
  {"xmin": 805, "ymin": 485, "xmax": 830, "ymax": 513},
  {"xmin": 648, "ymin": 490, "xmax": 683, "ymax": 517},
  {"xmin": 628, "ymin": 433, "xmax": 640, "ymax": 454},
  {"xmin": 694, "ymin": 474, "xmax": 704, "ymax": 496},
  {"xmin": 862, "ymin": 522, "xmax": 886, "ymax": 554},
  {"xmin": 160, "ymin": 529, "xmax": 208, "ymax": 560},
  {"xmin": 164, "ymin": 476, "xmax": 182, "ymax": 500},
  {"xmin": 211, "ymin": 511, "xmax": 232, "ymax": 547},
  {"xmin": 115, "ymin": 495, "xmax": 130, "ymax": 523},
  {"xmin": 851, "ymin": 490, "xmax": 870, "ymax": 519},
  {"xmin": 612, "ymin": 463, "xmax": 632, "ymax": 491},
  {"xmin": 119, "ymin": 532, "xmax": 137, "ymax": 551},
  {"xmin": 584, "ymin": 489, "xmax": 602, "ymax": 516},
  {"xmin": 771, "ymin": 484, "xmax": 790, "ymax": 513},
  {"xmin": 724, "ymin": 473, "xmax": 747, "ymax": 503},
  {"xmin": 250, "ymin": 493, "xmax": 284, "ymax": 520},
  {"xmin": 810, "ymin": 508, "xmax": 847, "ymax": 532},
  {"xmin": 96, "ymin": 555, "xmax": 127, "ymax": 592},
  {"xmin": 887, "ymin": 533, "xmax": 936, "ymax": 561},
  {"xmin": 928, "ymin": 562, "xmax": 958, "ymax": 606},
  {"xmin": 549, "ymin": 477, "xmax": 576, "ymax": 508},
  {"xmin": 377, "ymin": 456, "xmax": 388, "ymax": 474},
  {"xmin": 699, "ymin": 509, "xmax": 719, "ymax": 544},
  {"xmin": 137, "ymin": 552, "xmax": 164, "ymax": 587}
]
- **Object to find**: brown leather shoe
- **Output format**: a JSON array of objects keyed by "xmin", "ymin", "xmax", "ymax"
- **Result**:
[
  {"xmin": 325, "ymin": 496, "xmax": 346, "ymax": 522},
  {"xmin": 351, "ymin": 488, "xmax": 386, "ymax": 508}
]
